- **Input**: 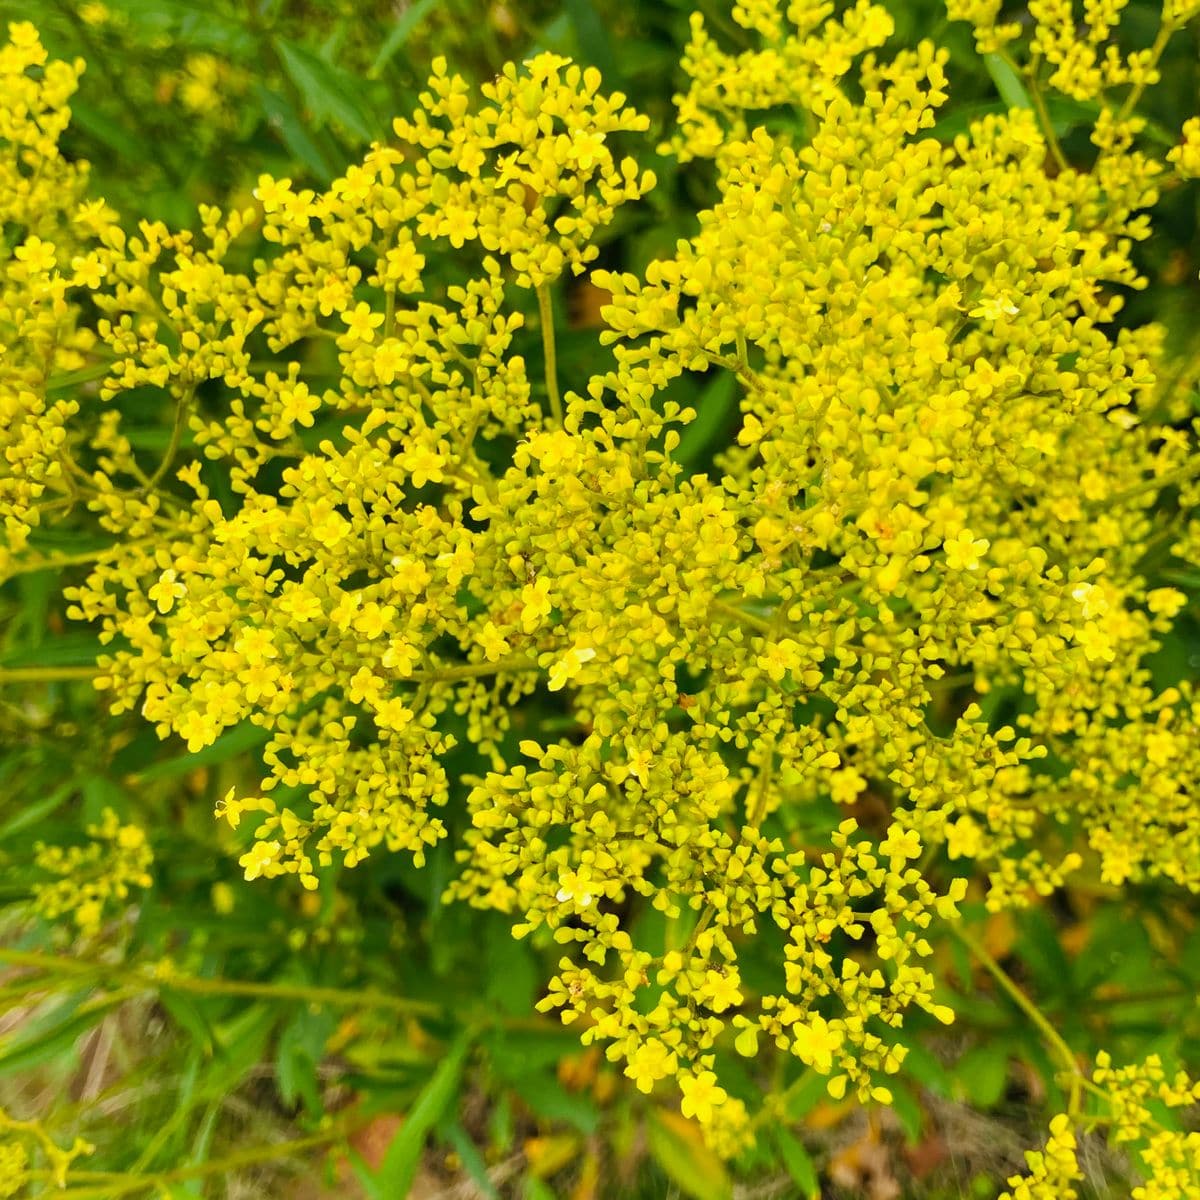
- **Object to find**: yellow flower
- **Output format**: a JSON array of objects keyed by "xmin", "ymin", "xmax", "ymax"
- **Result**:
[
  {"xmin": 679, "ymin": 1071, "xmax": 728, "ymax": 1124},
  {"xmin": 943, "ymin": 529, "xmax": 989, "ymax": 571}
]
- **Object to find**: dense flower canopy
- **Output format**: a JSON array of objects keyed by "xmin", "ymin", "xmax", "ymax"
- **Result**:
[{"xmin": 3, "ymin": 0, "xmax": 1200, "ymax": 1193}]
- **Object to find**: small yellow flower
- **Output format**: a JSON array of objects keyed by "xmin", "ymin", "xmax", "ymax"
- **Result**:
[
  {"xmin": 679, "ymin": 1070, "xmax": 727, "ymax": 1124},
  {"xmin": 943, "ymin": 529, "xmax": 989, "ymax": 571}
]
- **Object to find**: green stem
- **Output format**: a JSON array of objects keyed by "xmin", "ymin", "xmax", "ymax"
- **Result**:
[
  {"xmin": 1101, "ymin": 458, "xmax": 1200, "ymax": 508},
  {"xmin": 0, "ymin": 666, "xmax": 100, "ymax": 686},
  {"xmin": 4, "ymin": 546, "xmax": 120, "ymax": 578},
  {"xmin": 711, "ymin": 599, "xmax": 774, "ymax": 635},
  {"xmin": 953, "ymin": 925, "xmax": 1083, "ymax": 1114},
  {"xmin": 140, "ymin": 388, "xmax": 194, "ymax": 496},
  {"xmin": 54, "ymin": 1121, "xmax": 357, "ymax": 1199},
  {"xmin": 1028, "ymin": 83, "xmax": 1068, "ymax": 173},
  {"xmin": 407, "ymin": 655, "xmax": 538, "ymax": 683},
  {"xmin": 1117, "ymin": 21, "xmax": 1177, "ymax": 123},
  {"xmin": 536, "ymin": 282, "xmax": 562, "ymax": 424},
  {"xmin": 0, "ymin": 948, "xmax": 442, "ymax": 1017}
]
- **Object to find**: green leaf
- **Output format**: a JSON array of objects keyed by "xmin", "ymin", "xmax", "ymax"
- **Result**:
[
  {"xmin": 485, "ymin": 933, "xmax": 537, "ymax": 1017},
  {"xmin": 0, "ymin": 781, "xmax": 75, "ymax": 840},
  {"xmin": 370, "ymin": 0, "xmax": 439, "ymax": 78},
  {"xmin": 274, "ymin": 38, "xmax": 375, "ymax": 142},
  {"xmin": 983, "ymin": 53, "xmax": 1032, "ymax": 113},
  {"xmin": 774, "ymin": 1128, "xmax": 819, "ymax": 1199},
  {"xmin": 158, "ymin": 988, "xmax": 217, "ymax": 1055},
  {"xmin": 958, "ymin": 1043, "xmax": 1010, "ymax": 1108},
  {"xmin": 782, "ymin": 1069, "xmax": 827, "ymax": 1121},
  {"xmin": 69, "ymin": 101, "xmax": 144, "ymax": 162},
  {"xmin": 136, "ymin": 720, "xmax": 270, "ymax": 781},
  {"xmin": 254, "ymin": 82, "xmax": 339, "ymax": 183},
  {"xmin": 0, "ymin": 633, "xmax": 104, "ymax": 668},
  {"xmin": 368, "ymin": 1033, "xmax": 472, "ymax": 1198},
  {"xmin": 674, "ymin": 372, "xmax": 738, "ymax": 471},
  {"xmin": 564, "ymin": 0, "xmax": 618, "ymax": 83},
  {"xmin": 646, "ymin": 1110, "xmax": 732, "ymax": 1200},
  {"xmin": 0, "ymin": 995, "xmax": 122, "ymax": 1077},
  {"xmin": 442, "ymin": 1123, "xmax": 499, "ymax": 1200},
  {"xmin": 511, "ymin": 1072, "xmax": 599, "ymax": 1134}
]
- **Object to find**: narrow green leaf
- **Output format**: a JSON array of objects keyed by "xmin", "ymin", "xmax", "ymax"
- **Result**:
[
  {"xmin": 983, "ymin": 53, "xmax": 1032, "ymax": 112},
  {"xmin": 564, "ymin": 0, "xmax": 618, "ymax": 83},
  {"xmin": 371, "ymin": 1033, "xmax": 472, "ymax": 1197},
  {"xmin": 0, "ymin": 781, "xmax": 75, "ymax": 839},
  {"xmin": 136, "ymin": 720, "xmax": 270, "ymax": 781},
  {"xmin": 0, "ymin": 633, "xmax": 103, "ymax": 669},
  {"xmin": 645, "ymin": 1110, "xmax": 732, "ymax": 1200},
  {"xmin": 959, "ymin": 1043, "xmax": 1011, "ymax": 1108},
  {"xmin": 158, "ymin": 988, "xmax": 217, "ymax": 1054},
  {"xmin": 370, "ymin": 0, "xmax": 439, "ymax": 78},
  {"xmin": 69, "ymin": 101, "xmax": 143, "ymax": 161},
  {"xmin": 275, "ymin": 38, "xmax": 374, "ymax": 141},
  {"xmin": 675, "ymin": 371, "xmax": 738, "ymax": 470},
  {"xmin": 254, "ymin": 82, "xmax": 338, "ymax": 183},
  {"xmin": 442, "ymin": 1122, "xmax": 499, "ymax": 1200},
  {"xmin": 774, "ymin": 1128, "xmax": 819, "ymax": 1200},
  {"xmin": 511, "ymin": 1072, "xmax": 599, "ymax": 1134},
  {"xmin": 0, "ymin": 995, "xmax": 121, "ymax": 1077}
]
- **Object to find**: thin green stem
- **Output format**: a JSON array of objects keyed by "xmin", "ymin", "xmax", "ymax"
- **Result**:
[
  {"xmin": 953, "ymin": 925, "xmax": 1084, "ymax": 1114},
  {"xmin": 536, "ymin": 282, "xmax": 562, "ymax": 424},
  {"xmin": 407, "ymin": 655, "xmax": 538, "ymax": 684},
  {"xmin": 0, "ymin": 948, "xmax": 441, "ymax": 1017},
  {"xmin": 1001, "ymin": 51, "xmax": 1068, "ymax": 173},
  {"xmin": 711, "ymin": 599, "xmax": 774, "ymax": 635},
  {"xmin": 702, "ymin": 350, "xmax": 764, "ymax": 394},
  {"xmin": 0, "ymin": 666, "xmax": 101, "ymax": 686},
  {"xmin": 54, "ymin": 1121, "xmax": 357, "ymax": 1199},
  {"xmin": 140, "ymin": 388, "xmax": 194, "ymax": 496},
  {"xmin": 1117, "ymin": 21, "xmax": 1177, "ymax": 123},
  {"xmin": 4, "ymin": 546, "xmax": 120, "ymax": 578},
  {"xmin": 1100, "ymin": 459, "xmax": 1200, "ymax": 508}
]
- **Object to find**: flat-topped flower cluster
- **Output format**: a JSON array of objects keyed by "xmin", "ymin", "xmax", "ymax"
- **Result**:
[{"xmin": 3, "ymin": 1, "xmax": 1199, "ymax": 1190}]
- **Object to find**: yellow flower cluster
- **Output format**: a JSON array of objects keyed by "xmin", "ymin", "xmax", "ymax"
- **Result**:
[
  {"xmin": 953, "ymin": 0, "xmax": 1194, "ymax": 108},
  {"xmin": 1002, "ymin": 1056, "xmax": 1200, "ymax": 1199},
  {"xmin": 1169, "ymin": 117, "xmax": 1200, "ymax": 179},
  {"xmin": 3, "ymin": 0, "xmax": 1200, "ymax": 1156},
  {"xmin": 32, "ymin": 809, "xmax": 153, "ymax": 936},
  {"xmin": 669, "ymin": 0, "xmax": 895, "ymax": 162},
  {"xmin": 0, "ymin": 23, "xmax": 106, "ymax": 564},
  {"xmin": 0, "ymin": 1107, "xmax": 92, "ymax": 1194}
]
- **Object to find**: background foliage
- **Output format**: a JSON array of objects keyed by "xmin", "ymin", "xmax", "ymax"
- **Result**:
[{"xmin": 2, "ymin": 1, "xmax": 1199, "ymax": 1197}]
